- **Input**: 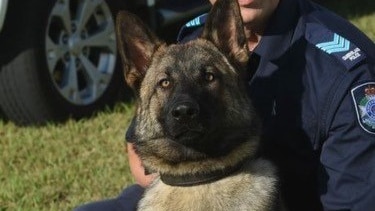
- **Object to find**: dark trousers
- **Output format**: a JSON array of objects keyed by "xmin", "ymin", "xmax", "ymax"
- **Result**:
[{"xmin": 73, "ymin": 185, "xmax": 144, "ymax": 211}]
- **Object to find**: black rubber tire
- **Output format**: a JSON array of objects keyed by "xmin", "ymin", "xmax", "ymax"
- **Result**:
[{"xmin": 0, "ymin": 0, "xmax": 128, "ymax": 125}]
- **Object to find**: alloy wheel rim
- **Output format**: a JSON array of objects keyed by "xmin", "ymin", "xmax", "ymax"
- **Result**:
[{"xmin": 45, "ymin": 0, "xmax": 117, "ymax": 105}]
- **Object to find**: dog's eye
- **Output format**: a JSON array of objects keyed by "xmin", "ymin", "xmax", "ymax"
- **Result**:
[
  {"xmin": 204, "ymin": 72, "xmax": 215, "ymax": 82},
  {"xmin": 159, "ymin": 79, "xmax": 171, "ymax": 88}
]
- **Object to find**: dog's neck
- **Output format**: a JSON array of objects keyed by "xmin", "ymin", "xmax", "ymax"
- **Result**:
[{"xmin": 159, "ymin": 158, "xmax": 247, "ymax": 187}]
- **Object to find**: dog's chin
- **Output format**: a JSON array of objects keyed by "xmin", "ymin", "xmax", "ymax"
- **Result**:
[
  {"xmin": 136, "ymin": 135, "xmax": 209, "ymax": 164},
  {"xmin": 172, "ymin": 141, "xmax": 207, "ymax": 159},
  {"xmin": 172, "ymin": 130, "xmax": 204, "ymax": 145}
]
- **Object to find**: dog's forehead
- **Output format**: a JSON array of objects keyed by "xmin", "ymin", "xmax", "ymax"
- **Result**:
[
  {"xmin": 172, "ymin": 40, "xmax": 222, "ymax": 61},
  {"xmin": 152, "ymin": 39, "xmax": 228, "ymax": 73}
]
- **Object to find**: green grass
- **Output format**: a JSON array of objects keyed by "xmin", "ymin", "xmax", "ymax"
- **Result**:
[
  {"xmin": 0, "ymin": 103, "xmax": 136, "ymax": 210},
  {"xmin": 0, "ymin": 2, "xmax": 374, "ymax": 211}
]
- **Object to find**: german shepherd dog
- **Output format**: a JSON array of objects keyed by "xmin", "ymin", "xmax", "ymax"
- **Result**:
[{"xmin": 116, "ymin": 0, "xmax": 280, "ymax": 210}]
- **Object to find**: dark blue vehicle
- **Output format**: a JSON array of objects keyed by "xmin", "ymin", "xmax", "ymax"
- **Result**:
[{"xmin": 0, "ymin": 0, "xmax": 210, "ymax": 125}]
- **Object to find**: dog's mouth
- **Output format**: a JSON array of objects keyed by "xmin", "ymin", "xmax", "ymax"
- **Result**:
[
  {"xmin": 164, "ymin": 119, "xmax": 205, "ymax": 138},
  {"xmin": 171, "ymin": 128, "xmax": 205, "ymax": 142}
]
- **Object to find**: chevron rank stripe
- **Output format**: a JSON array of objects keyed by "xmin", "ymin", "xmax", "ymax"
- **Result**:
[
  {"xmin": 316, "ymin": 33, "xmax": 350, "ymax": 54},
  {"xmin": 186, "ymin": 18, "xmax": 200, "ymax": 27},
  {"xmin": 184, "ymin": 14, "xmax": 207, "ymax": 28}
]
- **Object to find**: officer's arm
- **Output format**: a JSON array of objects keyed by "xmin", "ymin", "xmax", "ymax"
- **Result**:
[
  {"xmin": 126, "ymin": 143, "xmax": 156, "ymax": 187},
  {"xmin": 319, "ymin": 64, "xmax": 375, "ymax": 210},
  {"xmin": 125, "ymin": 118, "xmax": 156, "ymax": 187}
]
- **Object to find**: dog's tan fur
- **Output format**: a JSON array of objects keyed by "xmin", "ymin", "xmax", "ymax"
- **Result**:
[{"xmin": 139, "ymin": 159, "xmax": 277, "ymax": 211}]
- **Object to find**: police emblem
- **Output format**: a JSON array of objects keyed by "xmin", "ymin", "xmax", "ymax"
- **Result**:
[{"xmin": 351, "ymin": 82, "xmax": 375, "ymax": 134}]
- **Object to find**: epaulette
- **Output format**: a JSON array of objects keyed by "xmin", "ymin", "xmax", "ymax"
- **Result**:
[
  {"xmin": 184, "ymin": 13, "xmax": 207, "ymax": 28},
  {"xmin": 305, "ymin": 23, "xmax": 367, "ymax": 70},
  {"xmin": 177, "ymin": 13, "xmax": 208, "ymax": 42}
]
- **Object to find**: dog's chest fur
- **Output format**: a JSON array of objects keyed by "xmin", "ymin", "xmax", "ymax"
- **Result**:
[{"xmin": 138, "ymin": 159, "xmax": 278, "ymax": 211}]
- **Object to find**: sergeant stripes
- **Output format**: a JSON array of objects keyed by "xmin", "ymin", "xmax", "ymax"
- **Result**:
[{"xmin": 316, "ymin": 33, "xmax": 350, "ymax": 54}]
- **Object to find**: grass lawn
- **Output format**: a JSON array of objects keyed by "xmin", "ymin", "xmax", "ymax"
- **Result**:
[
  {"xmin": 0, "ymin": 104, "xmax": 135, "ymax": 210},
  {"xmin": 0, "ymin": 1, "xmax": 374, "ymax": 210}
]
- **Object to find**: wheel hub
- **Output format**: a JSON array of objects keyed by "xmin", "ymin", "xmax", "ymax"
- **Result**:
[{"xmin": 45, "ymin": 0, "xmax": 117, "ymax": 105}]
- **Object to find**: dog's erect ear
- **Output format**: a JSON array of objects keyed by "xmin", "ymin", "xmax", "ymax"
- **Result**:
[
  {"xmin": 201, "ymin": 0, "xmax": 249, "ymax": 70},
  {"xmin": 116, "ymin": 11, "xmax": 164, "ymax": 92}
]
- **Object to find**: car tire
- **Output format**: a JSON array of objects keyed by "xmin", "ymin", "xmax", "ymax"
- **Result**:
[{"xmin": 0, "ymin": 0, "xmax": 128, "ymax": 125}]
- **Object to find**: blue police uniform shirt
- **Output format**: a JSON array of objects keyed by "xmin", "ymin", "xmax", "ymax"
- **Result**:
[{"xmin": 176, "ymin": 0, "xmax": 375, "ymax": 210}]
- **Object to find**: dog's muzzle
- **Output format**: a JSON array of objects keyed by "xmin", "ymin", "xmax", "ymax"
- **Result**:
[
  {"xmin": 165, "ymin": 101, "xmax": 205, "ymax": 144},
  {"xmin": 171, "ymin": 102, "xmax": 199, "ymax": 123}
]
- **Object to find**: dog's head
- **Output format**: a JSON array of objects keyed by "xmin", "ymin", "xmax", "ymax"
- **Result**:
[{"xmin": 116, "ymin": 0, "xmax": 260, "ymax": 175}]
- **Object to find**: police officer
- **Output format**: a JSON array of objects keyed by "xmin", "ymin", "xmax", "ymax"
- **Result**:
[{"xmin": 75, "ymin": 0, "xmax": 375, "ymax": 210}]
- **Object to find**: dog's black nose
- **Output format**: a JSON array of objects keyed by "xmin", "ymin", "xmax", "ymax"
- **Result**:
[{"xmin": 171, "ymin": 102, "xmax": 199, "ymax": 122}]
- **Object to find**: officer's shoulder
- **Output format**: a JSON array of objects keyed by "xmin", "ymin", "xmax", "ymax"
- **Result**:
[
  {"xmin": 184, "ymin": 13, "xmax": 208, "ymax": 28},
  {"xmin": 304, "ymin": 22, "xmax": 367, "ymax": 70},
  {"xmin": 177, "ymin": 13, "xmax": 208, "ymax": 43},
  {"xmin": 302, "ymin": 9, "xmax": 370, "ymax": 71}
]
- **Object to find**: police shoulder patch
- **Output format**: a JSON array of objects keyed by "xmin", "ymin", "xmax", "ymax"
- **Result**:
[
  {"xmin": 351, "ymin": 82, "xmax": 375, "ymax": 135},
  {"xmin": 305, "ymin": 23, "xmax": 366, "ymax": 70}
]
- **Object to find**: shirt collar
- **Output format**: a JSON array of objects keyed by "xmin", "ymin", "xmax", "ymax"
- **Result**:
[{"xmin": 253, "ymin": 0, "xmax": 300, "ymax": 61}]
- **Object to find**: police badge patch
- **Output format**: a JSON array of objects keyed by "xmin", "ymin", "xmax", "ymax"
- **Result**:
[{"xmin": 351, "ymin": 82, "xmax": 375, "ymax": 134}]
